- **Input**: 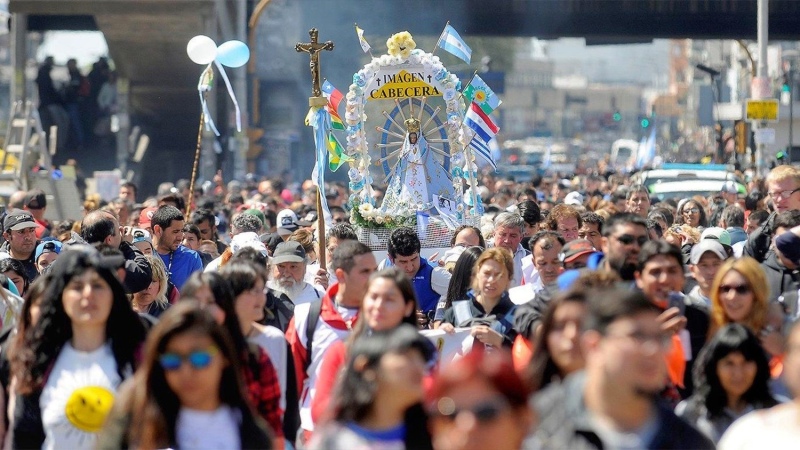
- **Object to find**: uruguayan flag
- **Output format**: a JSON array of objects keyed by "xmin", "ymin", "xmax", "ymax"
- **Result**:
[
  {"xmin": 470, "ymin": 138, "xmax": 497, "ymax": 171},
  {"xmin": 438, "ymin": 24, "xmax": 472, "ymax": 64}
]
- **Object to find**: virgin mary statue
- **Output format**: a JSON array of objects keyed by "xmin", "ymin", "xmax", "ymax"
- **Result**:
[{"xmin": 379, "ymin": 117, "xmax": 455, "ymax": 214}]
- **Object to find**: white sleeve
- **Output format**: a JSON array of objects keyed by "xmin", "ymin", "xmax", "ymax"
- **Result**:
[
  {"xmin": 431, "ymin": 266, "xmax": 451, "ymax": 296},
  {"xmin": 717, "ymin": 412, "xmax": 758, "ymax": 450}
]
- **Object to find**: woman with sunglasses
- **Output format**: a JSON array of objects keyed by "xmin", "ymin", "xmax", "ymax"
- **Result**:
[
  {"xmin": 676, "ymin": 324, "xmax": 779, "ymax": 443},
  {"xmin": 9, "ymin": 249, "xmax": 146, "ymax": 449},
  {"xmin": 676, "ymin": 199, "xmax": 708, "ymax": 229},
  {"xmin": 312, "ymin": 267, "xmax": 420, "ymax": 425},
  {"xmin": 182, "ymin": 268, "xmax": 286, "ymax": 446},
  {"xmin": 97, "ymin": 302, "xmax": 273, "ymax": 449},
  {"xmin": 310, "ymin": 324, "xmax": 434, "ymax": 450},
  {"xmin": 427, "ymin": 349, "xmax": 532, "ymax": 450},
  {"xmin": 130, "ymin": 255, "xmax": 171, "ymax": 319},
  {"xmin": 709, "ymin": 257, "xmax": 785, "ymax": 357}
]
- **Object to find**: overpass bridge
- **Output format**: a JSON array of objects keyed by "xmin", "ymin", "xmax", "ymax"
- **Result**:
[{"xmin": 8, "ymin": 0, "xmax": 800, "ymax": 194}]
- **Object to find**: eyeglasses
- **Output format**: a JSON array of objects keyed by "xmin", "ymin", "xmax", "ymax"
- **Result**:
[
  {"xmin": 434, "ymin": 396, "xmax": 511, "ymax": 423},
  {"xmin": 614, "ymin": 234, "xmax": 648, "ymax": 246},
  {"xmin": 159, "ymin": 347, "xmax": 218, "ymax": 371},
  {"xmin": 719, "ymin": 284, "xmax": 751, "ymax": 295},
  {"xmin": 684, "ymin": 208, "xmax": 700, "ymax": 214},
  {"xmin": 768, "ymin": 187, "xmax": 800, "ymax": 200}
]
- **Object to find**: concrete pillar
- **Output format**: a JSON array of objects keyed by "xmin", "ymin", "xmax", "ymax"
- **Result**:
[
  {"xmin": 10, "ymin": 13, "xmax": 27, "ymax": 103},
  {"xmin": 115, "ymin": 77, "xmax": 130, "ymax": 174}
]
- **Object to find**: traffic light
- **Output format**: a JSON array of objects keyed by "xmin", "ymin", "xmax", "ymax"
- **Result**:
[
  {"xmin": 734, "ymin": 120, "xmax": 747, "ymax": 154},
  {"xmin": 612, "ymin": 111, "xmax": 622, "ymax": 122},
  {"xmin": 639, "ymin": 115, "xmax": 650, "ymax": 128}
]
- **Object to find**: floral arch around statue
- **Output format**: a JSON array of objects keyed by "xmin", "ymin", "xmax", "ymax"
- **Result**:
[{"xmin": 343, "ymin": 31, "xmax": 482, "ymax": 249}]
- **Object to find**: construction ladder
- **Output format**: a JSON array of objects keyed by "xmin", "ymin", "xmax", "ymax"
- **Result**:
[{"xmin": 1, "ymin": 100, "xmax": 53, "ymax": 191}]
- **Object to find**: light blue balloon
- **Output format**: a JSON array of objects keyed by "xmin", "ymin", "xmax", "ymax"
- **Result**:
[{"xmin": 217, "ymin": 40, "xmax": 250, "ymax": 68}]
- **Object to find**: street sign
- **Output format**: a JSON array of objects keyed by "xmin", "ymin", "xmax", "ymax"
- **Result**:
[
  {"xmin": 754, "ymin": 127, "xmax": 776, "ymax": 145},
  {"xmin": 746, "ymin": 99, "xmax": 779, "ymax": 122}
]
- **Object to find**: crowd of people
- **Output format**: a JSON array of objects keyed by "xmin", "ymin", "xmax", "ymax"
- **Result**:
[
  {"xmin": 35, "ymin": 56, "xmax": 116, "ymax": 158},
  {"xmin": 0, "ymin": 162, "xmax": 797, "ymax": 449}
]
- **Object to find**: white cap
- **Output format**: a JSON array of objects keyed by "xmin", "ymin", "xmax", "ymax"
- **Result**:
[
  {"xmin": 564, "ymin": 191, "xmax": 585, "ymax": 206},
  {"xmin": 276, "ymin": 209, "xmax": 299, "ymax": 235},
  {"xmin": 721, "ymin": 180, "xmax": 738, "ymax": 194}
]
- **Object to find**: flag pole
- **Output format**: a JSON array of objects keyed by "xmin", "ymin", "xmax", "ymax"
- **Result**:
[
  {"xmin": 431, "ymin": 21, "xmax": 449, "ymax": 57},
  {"xmin": 296, "ymin": 28, "xmax": 334, "ymax": 272},
  {"xmin": 354, "ymin": 23, "xmax": 375, "ymax": 59},
  {"xmin": 462, "ymin": 130, "xmax": 481, "ymax": 222}
]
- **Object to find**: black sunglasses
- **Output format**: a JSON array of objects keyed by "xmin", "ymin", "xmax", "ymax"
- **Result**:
[
  {"xmin": 615, "ymin": 234, "xmax": 648, "ymax": 246},
  {"xmin": 719, "ymin": 284, "xmax": 750, "ymax": 295},
  {"xmin": 435, "ymin": 396, "xmax": 510, "ymax": 423}
]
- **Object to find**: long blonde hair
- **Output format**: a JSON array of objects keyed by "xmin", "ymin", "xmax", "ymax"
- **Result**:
[{"xmin": 709, "ymin": 257, "xmax": 768, "ymax": 336}]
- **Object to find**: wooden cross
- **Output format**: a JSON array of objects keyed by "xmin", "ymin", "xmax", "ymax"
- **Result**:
[{"xmin": 295, "ymin": 28, "xmax": 334, "ymax": 100}]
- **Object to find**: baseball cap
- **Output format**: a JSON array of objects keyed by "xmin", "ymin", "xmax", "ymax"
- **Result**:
[
  {"xmin": 131, "ymin": 228, "xmax": 152, "ymax": 244},
  {"xmin": 564, "ymin": 191, "xmax": 585, "ymax": 206},
  {"xmin": 721, "ymin": 181, "xmax": 738, "ymax": 194},
  {"xmin": 4, "ymin": 210, "xmax": 37, "ymax": 233},
  {"xmin": 701, "ymin": 227, "xmax": 732, "ymax": 246},
  {"xmin": 690, "ymin": 239, "xmax": 727, "ymax": 265},
  {"xmin": 230, "ymin": 231, "xmax": 268, "ymax": 257},
  {"xmin": 138, "ymin": 206, "xmax": 158, "ymax": 229},
  {"xmin": 558, "ymin": 239, "xmax": 596, "ymax": 264},
  {"xmin": 271, "ymin": 241, "xmax": 306, "ymax": 264},
  {"xmin": 25, "ymin": 189, "xmax": 47, "ymax": 209},
  {"xmin": 35, "ymin": 240, "xmax": 62, "ymax": 262},
  {"xmin": 277, "ymin": 209, "xmax": 299, "ymax": 235}
]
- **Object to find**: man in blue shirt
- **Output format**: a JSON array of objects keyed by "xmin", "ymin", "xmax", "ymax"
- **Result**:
[
  {"xmin": 151, "ymin": 205, "xmax": 202, "ymax": 289},
  {"xmin": 387, "ymin": 227, "xmax": 450, "ymax": 324}
]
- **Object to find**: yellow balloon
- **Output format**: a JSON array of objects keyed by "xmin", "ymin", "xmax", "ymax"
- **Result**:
[{"xmin": 65, "ymin": 386, "xmax": 115, "ymax": 433}]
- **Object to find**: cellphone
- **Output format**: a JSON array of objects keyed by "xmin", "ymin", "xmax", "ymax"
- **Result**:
[{"xmin": 667, "ymin": 292, "xmax": 686, "ymax": 315}]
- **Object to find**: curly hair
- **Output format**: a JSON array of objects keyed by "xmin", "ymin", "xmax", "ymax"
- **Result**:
[
  {"xmin": 12, "ymin": 250, "xmax": 146, "ymax": 394},
  {"xmin": 546, "ymin": 204, "xmax": 583, "ymax": 232},
  {"xmin": 387, "ymin": 227, "xmax": 420, "ymax": 259}
]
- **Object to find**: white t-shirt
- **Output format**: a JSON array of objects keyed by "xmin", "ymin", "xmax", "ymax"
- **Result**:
[
  {"xmin": 40, "ymin": 342, "xmax": 126, "ymax": 450},
  {"xmin": 718, "ymin": 404, "xmax": 800, "ymax": 450},
  {"xmin": 176, "ymin": 405, "xmax": 241, "ymax": 450},
  {"xmin": 290, "ymin": 283, "xmax": 324, "ymax": 306},
  {"xmin": 248, "ymin": 323, "xmax": 288, "ymax": 410}
]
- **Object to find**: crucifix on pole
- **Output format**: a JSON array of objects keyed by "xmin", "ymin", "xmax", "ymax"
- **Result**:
[{"xmin": 296, "ymin": 28, "xmax": 333, "ymax": 270}]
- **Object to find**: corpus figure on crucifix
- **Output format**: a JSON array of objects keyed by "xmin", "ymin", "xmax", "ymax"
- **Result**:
[{"xmin": 295, "ymin": 28, "xmax": 334, "ymax": 98}]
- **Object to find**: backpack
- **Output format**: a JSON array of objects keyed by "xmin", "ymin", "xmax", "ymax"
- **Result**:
[{"xmin": 303, "ymin": 300, "xmax": 322, "ymax": 373}]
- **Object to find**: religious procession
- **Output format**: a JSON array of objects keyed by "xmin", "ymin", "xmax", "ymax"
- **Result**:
[{"xmin": 0, "ymin": 1, "xmax": 799, "ymax": 449}]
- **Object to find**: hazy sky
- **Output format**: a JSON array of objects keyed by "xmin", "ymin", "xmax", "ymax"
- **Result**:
[
  {"xmin": 37, "ymin": 31, "xmax": 108, "ymax": 68},
  {"xmin": 542, "ymin": 38, "xmax": 670, "ymax": 86}
]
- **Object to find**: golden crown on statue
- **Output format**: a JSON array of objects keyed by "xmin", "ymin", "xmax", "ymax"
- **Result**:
[{"xmin": 404, "ymin": 117, "xmax": 420, "ymax": 133}]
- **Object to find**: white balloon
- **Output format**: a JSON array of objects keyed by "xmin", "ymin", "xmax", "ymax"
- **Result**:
[{"xmin": 187, "ymin": 35, "xmax": 217, "ymax": 65}]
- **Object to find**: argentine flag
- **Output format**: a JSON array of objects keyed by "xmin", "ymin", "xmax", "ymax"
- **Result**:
[{"xmin": 438, "ymin": 24, "xmax": 472, "ymax": 64}]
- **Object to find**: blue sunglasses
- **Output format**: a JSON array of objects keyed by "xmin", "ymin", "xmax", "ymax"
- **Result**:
[{"xmin": 159, "ymin": 347, "xmax": 217, "ymax": 371}]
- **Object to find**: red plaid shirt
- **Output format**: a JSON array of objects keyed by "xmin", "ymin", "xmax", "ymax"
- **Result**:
[{"xmin": 242, "ymin": 346, "xmax": 284, "ymax": 438}]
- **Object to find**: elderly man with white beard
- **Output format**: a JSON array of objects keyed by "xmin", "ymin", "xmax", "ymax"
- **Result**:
[{"xmin": 269, "ymin": 241, "xmax": 324, "ymax": 307}]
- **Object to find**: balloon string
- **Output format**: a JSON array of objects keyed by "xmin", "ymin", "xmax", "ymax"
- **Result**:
[
  {"xmin": 198, "ymin": 64, "xmax": 220, "ymax": 136},
  {"xmin": 214, "ymin": 60, "xmax": 242, "ymax": 132}
]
